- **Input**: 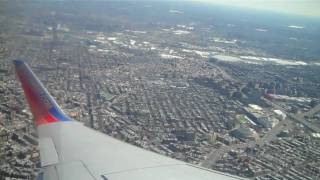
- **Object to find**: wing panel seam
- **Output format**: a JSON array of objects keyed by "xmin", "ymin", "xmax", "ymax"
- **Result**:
[{"xmin": 102, "ymin": 163, "xmax": 186, "ymax": 176}]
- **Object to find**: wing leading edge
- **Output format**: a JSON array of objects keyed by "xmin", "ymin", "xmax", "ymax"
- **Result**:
[{"xmin": 14, "ymin": 60, "xmax": 246, "ymax": 180}]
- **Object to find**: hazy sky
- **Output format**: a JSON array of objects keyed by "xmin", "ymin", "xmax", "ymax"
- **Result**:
[{"xmin": 193, "ymin": 0, "xmax": 320, "ymax": 17}]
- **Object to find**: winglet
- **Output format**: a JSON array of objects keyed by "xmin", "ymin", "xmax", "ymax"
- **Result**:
[{"xmin": 14, "ymin": 60, "xmax": 71, "ymax": 126}]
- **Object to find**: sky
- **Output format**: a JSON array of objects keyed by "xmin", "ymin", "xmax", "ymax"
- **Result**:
[{"xmin": 193, "ymin": 0, "xmax": 320, "ymax": 18}]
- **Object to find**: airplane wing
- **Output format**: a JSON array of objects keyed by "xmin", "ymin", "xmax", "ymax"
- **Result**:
[{"xmin": 14, "ymin": 60, "xmax": 246, "ymax": 180}]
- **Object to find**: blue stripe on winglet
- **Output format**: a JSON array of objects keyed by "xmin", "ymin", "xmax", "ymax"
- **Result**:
[{"xmin": 48, "ymin": 107, "xmax": 70, "ymax": 121}]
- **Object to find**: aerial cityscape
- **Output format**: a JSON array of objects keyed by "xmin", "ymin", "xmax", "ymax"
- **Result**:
[{"xmin": 0, "ymin": 1, "xmax": 320, "ymax": 179}]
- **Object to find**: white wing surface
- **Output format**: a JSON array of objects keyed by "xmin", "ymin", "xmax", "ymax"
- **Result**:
[{"xmin": 14, "ymin": 60, "xmax": 246, "ymax": 180}]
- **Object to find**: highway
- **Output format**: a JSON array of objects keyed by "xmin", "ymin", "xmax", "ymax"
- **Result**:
[
  {"xmin": 201, "ymin": 141, "xmax": 255, "ymax": 168},
  {"xmin": 201, "ymin": 97, "xmax": 319, "ymax": 168},
  {"xmin": 201, "ymin": 118, "xmax": 292, "ymax": 168},
  {"xmin": 262, "ymin": 97, "xmax": 320, "ymax": 133},
  {"xmin": 298, "ymin": 104, "xmax": 320, "ymax": 118},
  {"xmin": 256, "ymin": 119, "xmax": 293, "ymax": 146}
]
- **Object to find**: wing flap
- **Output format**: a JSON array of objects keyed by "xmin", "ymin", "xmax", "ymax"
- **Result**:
[
  {"xmin": 102, "ymin": 164, "xmax": 242, "ymax": 180},
  {"xmin": 39, "ymin": 138, "xmax": 59, "ymax": 166},
  {"xmin": 42, "ymin": 166, "xmax": 59, "ymax": 180},
  {"xmin": 55, "ymin": 161, "xmax": 96, "ymax": 180},
  {"xmin": 38, "ymin": 122, "xmax": 245, "ymax": 180},
  {"xmin": 42, "ymin": 161, "xmax": 96, "ymax": 180}
]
